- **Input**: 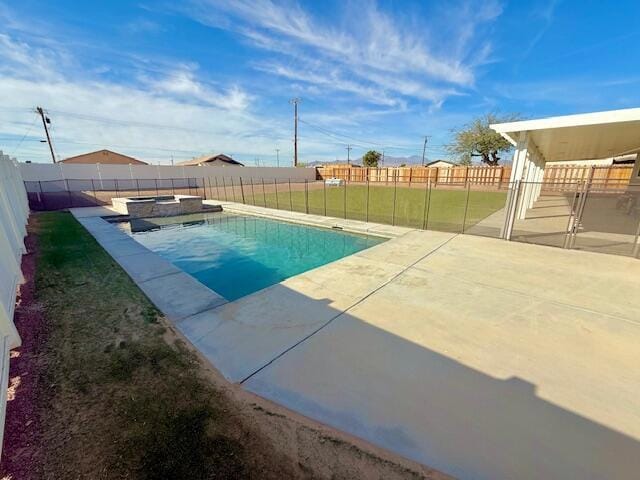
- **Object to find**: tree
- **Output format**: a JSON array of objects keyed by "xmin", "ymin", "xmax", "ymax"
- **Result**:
[
  {"xmin": 362, "ymin": 150, "xmax": 381, "ymax": 167},
  {"xmin": 448, "ymin": 113, "xmax": 520, "ymax": 166}
]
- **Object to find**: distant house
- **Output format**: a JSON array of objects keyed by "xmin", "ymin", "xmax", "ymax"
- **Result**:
[
  {"xmin": 425, "ymin": 160, "xmax": 457, "ymax": 168},
  {"xmin": 60, "ymin": 149, "xmax": 147, "ymax": 165},
  {"xmin": 177, "ymin": 154, "xmax": 244, "ymax": 167}
]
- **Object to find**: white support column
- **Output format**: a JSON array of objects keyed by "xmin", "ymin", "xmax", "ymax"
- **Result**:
[
  {"xmin": 533, "ymin": 157, "xmax": 545, "ymax": 203},
  {"xmin": 517, "ymin": 151, "xmax": 536, "ymax": 219},
  {"xmin": 501, "ymin": 131, "xmax": 529, "ymax": 239},
  {"xmin": 528, "ymin": 158, "xmax": 540, "ymax": 208},
  {"xmin": 515, "ymin": 138, "xmax": 547, "ymax": 219}
]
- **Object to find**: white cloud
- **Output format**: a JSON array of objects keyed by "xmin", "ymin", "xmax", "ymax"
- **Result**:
[
  {"xmin": 185, "ymin": 0, "xmax": 502, "ymax": 107},
  {"xmin": 143, "ymin": 68, "xmax": 252, "ymax": 110},
  {"xmin": 0, "ymin": 33, "xmax": 287, "ymax": 164}
]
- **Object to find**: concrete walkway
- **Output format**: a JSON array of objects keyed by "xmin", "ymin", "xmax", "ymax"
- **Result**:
[{"xmin": 70, "ymin": 206, "xmax": 640, "ymax": 480}]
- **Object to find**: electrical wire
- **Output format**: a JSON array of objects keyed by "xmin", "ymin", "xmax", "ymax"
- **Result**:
[{"xmin": 4, "ymin": 116, "xmax": 38, "ymax": 156}]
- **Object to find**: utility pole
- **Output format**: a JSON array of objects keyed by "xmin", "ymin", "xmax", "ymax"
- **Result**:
[
  {"xmin": 289, "ymin": 98, "xmax": 301, "ymax": 166},
  {"xmin": 382, "ymin": 150, "xmax": 385, "ymax": 166},
  {"xmin": 421, "ymin": 136, "xmax": 430, "ymax": 166},
  {"xmin": 346, "ymin": 144, "xmax": 352, "ymax": 165},
  {"xmin": 36, "ymin": 106, "xmax": 56, "ymax": 163},
  {"xmin": 275, "ymin": 148, "xmax": 280, "ymax": 167}
]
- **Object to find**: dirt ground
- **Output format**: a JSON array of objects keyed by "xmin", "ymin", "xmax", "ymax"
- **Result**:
[{"xmin": 1, "ymin": 212, "xmax": 450, "ymax": 480}]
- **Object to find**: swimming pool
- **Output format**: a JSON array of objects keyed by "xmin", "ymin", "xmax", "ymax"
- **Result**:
[{"xmin": 116, "ymin": 212, "xmax": 385, "ymax": 301}]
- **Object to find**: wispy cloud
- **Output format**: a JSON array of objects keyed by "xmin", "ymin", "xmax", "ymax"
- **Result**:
[
  {"xmin": 142, "ymin": 68, "xmax": 252, "ymax": 110},
  {"xmin": 184, "ymin": 0, "xmax": 503, "ymax": 108},
  {"xmin": 520, "ymin": 0, "xmax": 561, "ymax": 60},
  {"xmin": 0, "ymin": 33, "xmax": 289, "ymax": 163},
  {"xmin": 122, "ymin": 18, "xmax": 165, "ymax": 35}
]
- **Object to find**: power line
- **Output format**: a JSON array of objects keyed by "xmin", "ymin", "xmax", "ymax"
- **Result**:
[
  {"xmin": 299, "ymin": 117, "xmax": 451, "ymax": 152},
  {"xmin": 9, "ymin": 115, "xmax": 39, "ymax": 156},
  {"xmin": 299, "ymin": 118, "xmax": 385, "ymax": 148},
  {"xmin": 45, "ymin": 109, "xmax": 226, "ymax": 136}
]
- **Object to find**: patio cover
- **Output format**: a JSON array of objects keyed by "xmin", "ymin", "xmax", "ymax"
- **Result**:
[
  {"xmin": 491, "ymin": 107, "xmax": 640, "ymax": 236},
  {"xmin": 492, "ymin": 107, "xmax": 640, "ymax": 163}
]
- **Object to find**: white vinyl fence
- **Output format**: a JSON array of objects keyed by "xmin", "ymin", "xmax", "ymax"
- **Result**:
[
  {"xmin": 0, "ymin": 151, "xmax": 29, "ymax": 457},
  {"xmin": 20, "ymin": 162, "xmax": 316, "ymax": 184}
]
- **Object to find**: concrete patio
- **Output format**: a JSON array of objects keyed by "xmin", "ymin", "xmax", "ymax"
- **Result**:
[{"xmin": 71, "ymin": 204, "xmax": 640, "ymax": 480}]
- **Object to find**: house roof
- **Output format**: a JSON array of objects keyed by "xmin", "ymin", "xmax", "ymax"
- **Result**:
[
  {"xmin": 425, "ymin": 159, "xmax": 456, "ymax": 167},
  {"xmin": 177, "ymin": 154, "xmax": 244, "ymax": 166},
  {"xmin": 491, "ymin": 107, "xmax": 640, "ymax": 162},
  {"xmin": 60, "ymin": 149, "xmax": 147, "ymax": 165}
]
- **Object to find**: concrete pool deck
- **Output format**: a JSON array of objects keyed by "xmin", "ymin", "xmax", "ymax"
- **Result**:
[{"xmin": 69, "ymin": 205, "xmax": 640, "ymax": 480}]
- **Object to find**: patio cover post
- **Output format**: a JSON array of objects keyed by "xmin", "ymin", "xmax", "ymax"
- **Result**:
[
  {"xmin": 501, "ymin": 131, "xmax": 529, "ymax": 239},
  {"xmin": 516, "ymin": 139, "xmax": 545, "ymax": 220}
]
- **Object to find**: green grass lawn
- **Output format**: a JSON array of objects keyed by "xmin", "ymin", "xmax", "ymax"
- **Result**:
[
  {"xmin": 243, "ymin": 184, "xmax": 507, "ymax": 233},
  {"xmin": 21, "ymin": 212, "xmax": 314, "ymax": 479},
  {"xmin": 8, "ymin": 212, "xmax": 450, "ymax": 480}
]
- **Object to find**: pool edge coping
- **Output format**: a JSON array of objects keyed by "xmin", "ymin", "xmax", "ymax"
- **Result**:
[{"xmin": 68, "ymin": 204, "xmax": 417, "ymax": 327}]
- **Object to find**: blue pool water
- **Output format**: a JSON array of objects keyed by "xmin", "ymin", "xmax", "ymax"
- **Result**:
[{"xmin": 116, "ymin": 212, "xmax": 385, "ymax": 301}]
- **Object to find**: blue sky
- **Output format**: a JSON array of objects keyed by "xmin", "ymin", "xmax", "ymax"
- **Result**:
[{"xmin": 1, "ymin": 0, "xmax": 639, "ymax": 165}]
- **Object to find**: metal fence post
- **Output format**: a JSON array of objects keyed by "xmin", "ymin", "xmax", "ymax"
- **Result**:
[
  {"xmin": 136, "ymin": 179, "xmax": 141, "ymax": 196},
  {"xmin": 365, "ymin": 177, "xmax": 370, "ymax": 223},
  {"xmin": 391, "ymin": 175, "xmax": 397, "ymax": 226},
  {"xmin": 38, "ymin": 180, "xmax": 46, "ymax": 210},
  {"xmin": 305, "ymin": 179, "xmax": 309, "ymax": 214},
  {"xmin": 115, "ymin": 178, "xmax": 120, "ymax": 198},
  {"xmin": 343, "ymin": 179, "xmax": 347, "ymax": 219},
  {"xmin": 261, "ymin": 178, "xmax": 266, "ymax": 207},
  {"xmin": 170, "ymin": 178, "xmax": 175, "ymax": 195},
  {"xmin": 222, "ymin": 177, "xmax": 228, "ymax": 201},
  {"xmin": 461, "ymin": 181, "xmax": 471, "ymax": 233},
  {"xmin": 421, "ymin": 179, "xmax": 429, "ymax": 230},
  {"xmin": 90, "ymin": 179, "xmax": 98, "ymax": 206},
  {"xmin": 274, "ymin": 179, "xmax": 279, "ymax": 209},
  {"xmin": 289, "ymin": 179, "xmax": 293, "ymax": 211},
  {"xmin": 250, "ymin": 179, "xmax": 256, "ymax": 205},
  {"xmin": 155, "ymin": 178, "xmax": 159, "ymax": 196},
  {"xmin": 230, "ymin": 177, "xmax": 236, "ymax": 202},
  {"xmin": 563, "ymin": 182, "xmax": 581, "ymax": 248},
  {"xmin": 323, "ymin": 179, "xmax": 327, "ymax": 216},
  {"xmin": 214, "ymin": 177, "xmax": 220, "ymax": 199},
  {"xmin": 239, "ymin": 177, "xmax": 246, "ymax": 204},
  {"xmin": 569, "ymin": 180, "xmax": 590, "ymax": 249}
]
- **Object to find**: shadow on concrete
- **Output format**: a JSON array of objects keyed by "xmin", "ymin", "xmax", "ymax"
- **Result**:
[{"xmin": 222, "ymin": 283, "xmax": 640, "ymax": 480}]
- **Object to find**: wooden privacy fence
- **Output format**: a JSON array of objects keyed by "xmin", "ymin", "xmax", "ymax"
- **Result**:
[
  {"xmin": 542, "ymin": 165, "xmax": 633, "ymax": 190},
  {"xmin": 317, "ymin": 165, "xmax": 512, "ymax": 187},
  {"xmin": 318, "ymin": 164, "xmax": 634, "ymax": 191}
]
